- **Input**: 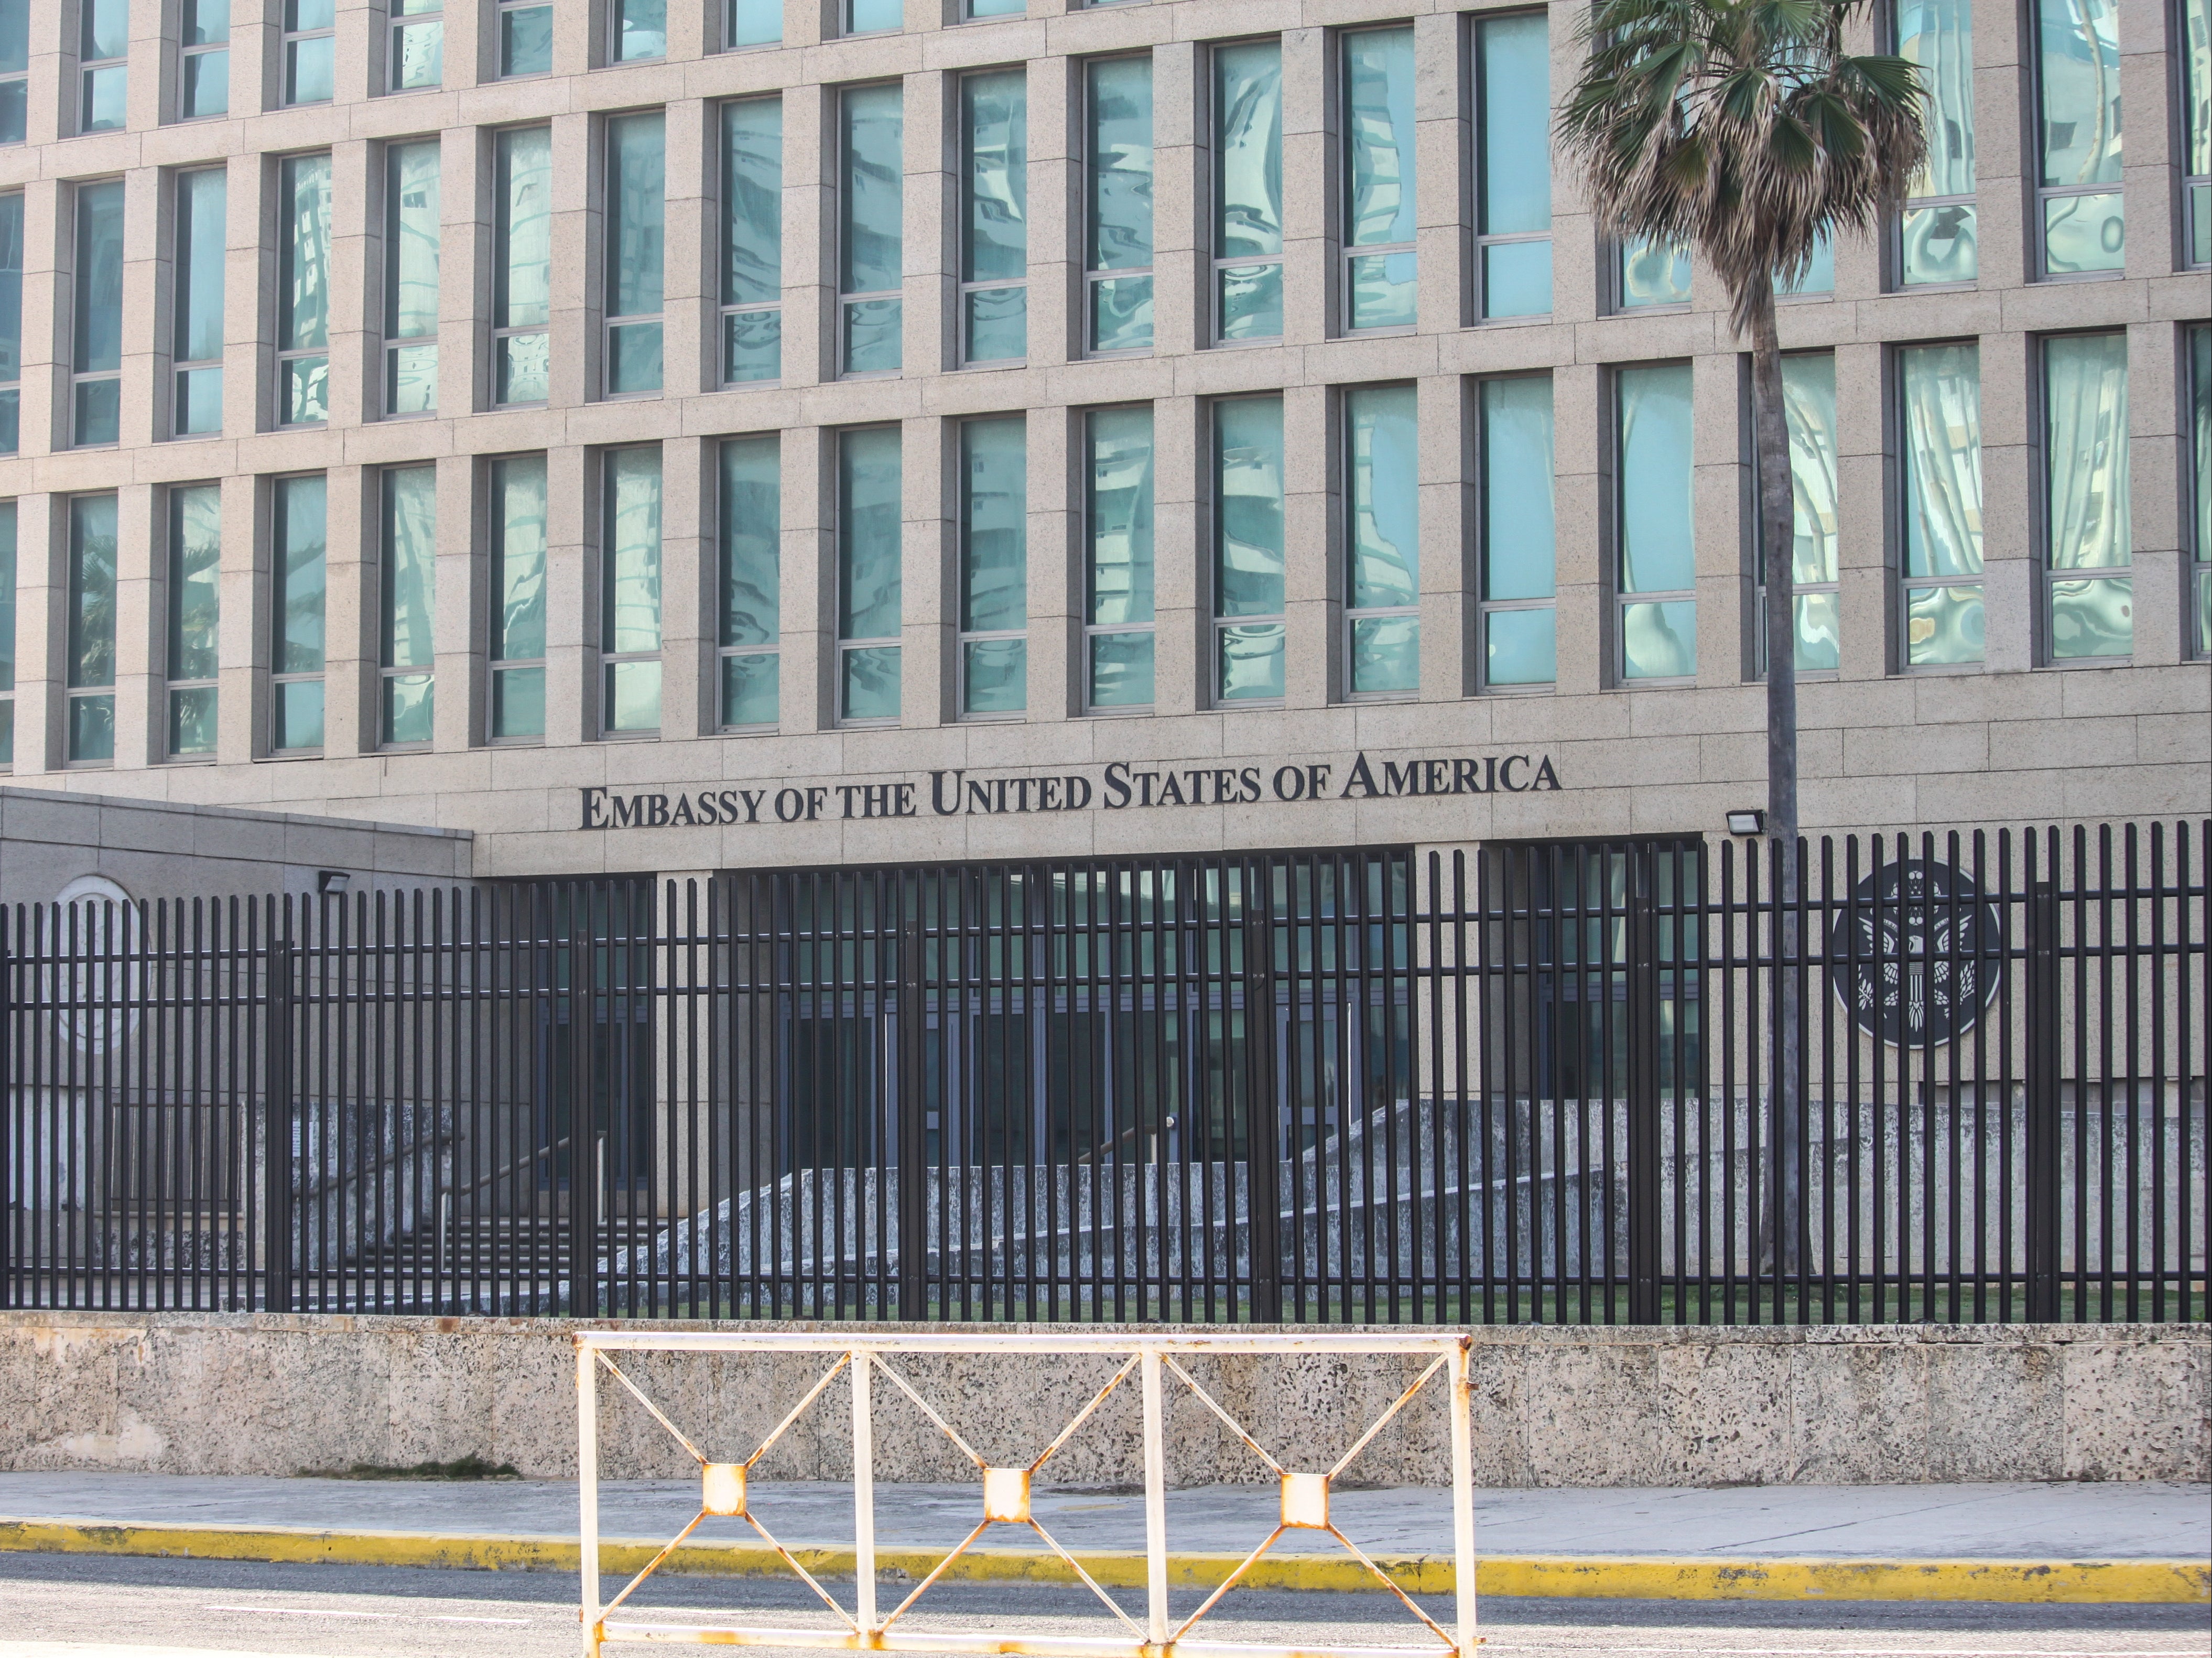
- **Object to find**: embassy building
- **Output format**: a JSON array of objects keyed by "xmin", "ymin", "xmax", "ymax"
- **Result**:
[{"xmin": 0, "ymin": 0, "xmax": 2202, "ymax": 897}]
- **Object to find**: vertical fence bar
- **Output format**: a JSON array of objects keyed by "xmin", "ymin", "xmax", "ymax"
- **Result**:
[
  {"xmin": 2025, "ymin": 872, "xmax": 2063, "ymax": 1323},
  {"xmin": 1627, "ymin": 846, "xmax": 1662, "ymax": 1325}
]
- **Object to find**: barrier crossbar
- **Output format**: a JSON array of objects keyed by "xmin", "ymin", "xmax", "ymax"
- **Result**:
[{"xmin": 575, "ymin": 1331, "xmax": 1479, "ymax": 1658}]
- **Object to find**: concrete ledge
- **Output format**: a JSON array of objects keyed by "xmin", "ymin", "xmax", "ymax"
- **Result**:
[{"xmin": 1, "ymin": 1518, "xmax": 2202, "ymax": 1606}]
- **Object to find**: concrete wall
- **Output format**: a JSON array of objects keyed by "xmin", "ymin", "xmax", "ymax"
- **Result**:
[
  {"xmin": 1, "ymin": 1313, "xmax": 2203, "ymax": 1489},
  {"xmin": 0, "ymin": 786, "xmax": 475, "ymax": 909}
]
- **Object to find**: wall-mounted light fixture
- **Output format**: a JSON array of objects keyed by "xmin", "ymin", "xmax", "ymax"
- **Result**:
[
  {"xmin": 1725, "ymin": 809, "xmax": 1764, "ymax": 837},
  {"xmin": 316, "ymin": 870, "xmax": 352, "ymax": 895}
]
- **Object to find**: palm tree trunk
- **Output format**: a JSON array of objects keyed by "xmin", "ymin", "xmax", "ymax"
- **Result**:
[{"xmin": 1749, "ymin": 285, "xmax": 1803, "ymax": 1292}]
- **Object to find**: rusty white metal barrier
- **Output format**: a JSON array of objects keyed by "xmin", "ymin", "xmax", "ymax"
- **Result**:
[{"xmin": 575, "ymin": 1331, "xmax": 1477, "ymax": 1658}]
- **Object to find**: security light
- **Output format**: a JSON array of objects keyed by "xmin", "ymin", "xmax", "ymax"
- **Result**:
[
  {"xmin": 316, "ymin": 870, "xmax": 352, "ymax": 895},
  {"xmin": 1725, "ymin": 810, "xmax": 1764, "ymax": 837}
]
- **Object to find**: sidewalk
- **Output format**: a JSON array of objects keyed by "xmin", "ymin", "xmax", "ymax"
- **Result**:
[{"xmin": 1, "ymin": 1473, "xmax": 2204, "ymax": 1605}]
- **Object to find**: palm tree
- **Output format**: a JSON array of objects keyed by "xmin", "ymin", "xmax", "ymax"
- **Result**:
[{"xmin": 1559, "ymin": 0, "xmax": 1925, "ymax": 1281}]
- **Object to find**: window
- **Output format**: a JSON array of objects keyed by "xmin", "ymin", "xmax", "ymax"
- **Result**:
[
  {"xmin": 1615, "ymin": 363, "xmax": 1697, "ymax": 681},
  {"xmin": 1897, "ymin": 341, "xmax": 1983, "ymax": 667},
  {"xmin": 613, "ymin": 0, "xmax": 666, "ymax": 61},
  {"xmin": 838, "ymin": 426, "xmax": 902, "ymax": 722},
  {"xmin": 80, "ymin": 0, "xmax": 128, "ymax": 133},
  {"xmin": 1619, "ymin": 241, "xmax": 1691, "ymax": 309},
  {"xmin": 489, "ymin": 455, "xmax": 547, "ymax": 740},
  {"xmin": 499, "ymin": 0, "xmax": 552, "ymax": 77},
  {"xmin": 383, "ymin": 142, "xmax": 439, "ymax": 416},
  {"xmin": 1344, "ymin": 386, "xmax": 1418, "ymax": 694},
  {"xmin": 271, "ymin": 474, "xmax": 327, "ymax": 751},
  {"xmin": 1894, "ymin": 0, "xmax": 1975, "ymax": 284},
  {"xmin": 277, "ymin": 155, "xmax": 331, "ymax": 427},
  {"xmin": 168, "ymin": 169, "xmax": 225, "ymax": 439},
  {"xmin": 2193, "ymin": 324, "xmax": 2210, "ymax": 654},
  {"xmin": 719, "ymin": 436, "xmax": 779, "ymax": 728},
  {"xmin": 2042, "ymin": 332, "xmax": 2131, "ymax": 658},
  {"xmin": 1342, "ymin": 27, "xmax": 1415, "ymax": 332},
  {"xmin": 0, "ymin": 1, "xmax": 24, "ymax": 143},
  {"xmin": 68, "ymin": 495, "xmax": 117, "ymax": 762},
  {"xmin": 721, "ymin": 97, "xmax": 782, "ymax": 384},
  {"xmin": 2034, "ymin": 0, "xmax": 2123, "ymax": 277},
  {"xmin": 389, "ymin": 0, "xmax": 442, "ymax": 93},
  {"xmin": 601, "ymin": 448, "xmax": 663, "ymax": 733},
  {"xmin": 605, "ymin": 113, "xmax": 665, "ymax": 396},
  {"xmin": 0, "ymin": 501, "xmax": 15, "ymax": 763},
  {"xmin": 1213, "ymin": 40, "xmax": 1283, "ymax": 342},
  {"xmin": 1781, "ymin": 233, "xmax": 1834, "ymax": 297},
  {"xmin": 381, "ymin": 466, "xmax": 436, "ymax": 745},
  {"xmin": 1213, "ymin": 395, "xmax": 1285, "ymax": 702},
  {"xmin": 960, "ymin": 71, "xmax": 1027, "ymax": 364},
  {"xmin": 284, "ymin": 0, "xmax": 335, "ymax": 106},
  {"xmin": 1474, "ymin": 14, "xmax": 1552, "ymax": 320},
  {"xmin": 2185, "ymin": 0, "xmax": 2209, "ymax": 266},
  {"xmin": 72, "ymin": 180, "xmax": 125, "ymax": 448},
  {"xmin": 494, "ymin": 128, "xmax": 551, "ymax": 405},
  {"xmin": 1755, "ymin": 353, "xmax": 1841, "ymax": 673},
  {"xmin": 959, "ymin": 416, "xmax": 1026, "ymax": 715},
  {"xmin": 1478, "ymin": 376, "xmax": 1556, "ymax": 687},
  {"xmin": 0, "ymin": 192, "xmax": 20, "ymax": 452},
  {"xmin": 1085, "ymin": 406, "xmax": 1154, "ymax": 710},
  {"xmin": 181, "ymin": 0, "xmax": 229, "ymax": 120},
  {"xmin": 840, "ymin": 84, "xmax": 904, "ymax": 376},
  {"xmin": 1085, "ymin": 56, "xmax": 1153, "ymax": 354},
  {"xmin": 167, "ymin": 484, "xmax": 220, "ymax": 757},
  {"xmin": 967, "ymin": 0, "xmax": 1023, "ymax": 16},
  {"xmin": 728, "ymin": 0, "xmax": 780, "ymax": 48},
  {"xmin": 842, "ymin": 0, "xmax": 901, "ymax": 36}
]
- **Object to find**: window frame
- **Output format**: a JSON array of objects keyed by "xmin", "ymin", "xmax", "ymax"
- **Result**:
[
  {"xmin": 1340, "ymin": 383, "xmax": 1421, "ymax": 700},
  {"xmin": 610, "ymin": 0, "xmax": 668, "ymax": 64},
  {"xmin": 381, "ymin": 138, "xmax": 440, "ymax": 420},
  {"xmin": 1209, "ymin": 36, "xmax": 1285, "ymax": 348},
  {"xmin": 725, "ymin": 0, "xmax": 782, "ymax": 50},
  {"xmin": 1209, "ymin": 392, "xmax": 1288, "ymax": 708},
  {"xmin": 179, "ymin": 0, "xmax": 231, "ymax": 121},
  {"xmin": 2189, "ymin": 321, "xmax": 2211, "ymax": 658},
  {"xmin": 486, "ymin": 452, "xmax": 549, "ymax": 744},
  {"xmin": 2027, "ymin": 0, "xmax": 2127, "ymax": 281},
  {"xmin": 496, "ymin": 0, "xmax": 554, "ymax": 79},
  {"xmin": 2035, "ymin": 328, "xmax": 2134, "ymax": 664},
  {"xmin": 70, "ymin": 178, "xmax": 125, "ymax": 450},
  {"xmin": 165, "ymin": 481, "xmax": 222, "ymax": 760},
  {"xmin": 1890, "ymin": 337, "xmax": 1987, "ymax": 673},
  {"xmin": 1750, "ymin": 349, "xmax": 1843, "ymax": 680},
  {"xmin": 1609, "ymin": 360, "xmax": 1700, "ymax": 686},
  {"xmin": 955, "ymin": 414, "xmax": 1028, "ymax": 719},
  {"xmin": 719, "ymin": 94, "xmax": 784, "ymax": 386},
  {"xmin": 602, "ymin": 109, "xmax": 668, "ymax": 400},
  {"xmin": 0, "ymin": 191, "xmax": 18, "ymax": 453},
  {"xmin": 957, "ymin": 67, "xmax": 1028, "ymax": 368},
  {"xmin": 1613, "ymin": 239, "xmax": 1693, "ymax": 312},
  {"xmin": 1081, "ymin": 52, "xmax": 1155, "ymax": 359},
  {"xmin": 1338, "ymin": 24, "xmax": 1418, "ymax": 336},
  {"xmin": 2181, "ymin": 0, "xmax": 2211, "ymax": 270},
  {"xmin": 837, "ymin": 81, "xmax": 905, "ymax": 380},
  {"xmin": 281, "ymin": 0, "xmax": 337, "ymax": 108},
  {"xmin": 64, "ymin": 492, "xmax": 120, "ymax": 765},
  {"xmin": 267, "ymin": 471, "xmax": 329, "ymax": 755},
  {"xmin": 378, "ymin": 464, "xmax": 437, "ymax": 749},
  {"xmin": 599, "ymin": 445, "xmax": 666, "ymax": 738},
  {"xmin": 491, "ymin": 125, "xmax": 552, "ymax": 408},
  {"xmin": 274, "ymin": 151, "xmax": 332, "ymax": 430},
  {"xmin": 1082, "ymin": 403, "xmax": 1157, "ymax": 715},
  {"xmin": 1886, "ymin": 0, "xmax": 1978, "ymax": 289},
  {"xmin": 79, "ymin": 0, "xmax": 129, "ymax": 135},
  {"xmin": 835, "ymin": 423, "xmax": 904, "ymax": 728},
  {"xmin": 387, "ymin": 0, "xmax": 443, "ymax": 95},
  {"xmin": 717, "ymin": 433, "xmax": 781, "ymax": 732},
  {"xmin": 170, "ymin": 165, "xmax": 227, "ymax": 439},
  {"xmin": 1475, "ymin": 371, "xmax": 1558, "ymax": 693},
  {"xmin": 1471, "ymin": 10, "xmax": 1555, "ymax": 323},
  {"xmin": 840, "ymin": 0, "xmax": 903, "ymax": 39}
]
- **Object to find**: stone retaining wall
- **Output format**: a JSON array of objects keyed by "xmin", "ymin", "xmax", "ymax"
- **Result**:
[{"xmin": 0, "ymin": 1314, "xmax": 2203, "ymax": 1488}]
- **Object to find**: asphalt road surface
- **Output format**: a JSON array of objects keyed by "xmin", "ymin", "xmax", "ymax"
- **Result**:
[{"xmin": 0, "ymin": 1553, "xmax": 2203, "ymax": 1658}]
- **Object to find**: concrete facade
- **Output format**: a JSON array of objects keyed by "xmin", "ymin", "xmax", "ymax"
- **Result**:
[
  {"xmin": 0, "ymin": 1312, "xmax": 2204, "ymax": 1487},
  {"xmin": 0, "ymin": 0, "xmax": 2196, "ymax": 893}
]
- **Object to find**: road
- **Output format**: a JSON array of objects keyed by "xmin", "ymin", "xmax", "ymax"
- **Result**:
[{"xmin": 0, "ymin": 1553, "xmax": 2202, "ymax": 1658}]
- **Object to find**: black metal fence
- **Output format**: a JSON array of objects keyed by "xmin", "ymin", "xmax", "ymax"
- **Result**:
[{"xmin": 4, "ymin": 822, "xmax": 2204, "ymax": 1325}]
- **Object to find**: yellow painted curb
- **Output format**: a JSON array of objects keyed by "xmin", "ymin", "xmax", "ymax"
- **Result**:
[{"xmin": 1, "ymin": 1518, "xmax": 2204, "ymax": 1606}]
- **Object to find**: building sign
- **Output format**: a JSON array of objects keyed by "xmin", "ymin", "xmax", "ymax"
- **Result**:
[
  {"xmin": 579, "ymin": 749, "xmax": 1563, "ymax": 831},
  {"xmin": 1828, "ymin": 860, "xmax": 2005, "ymax": 1047}
]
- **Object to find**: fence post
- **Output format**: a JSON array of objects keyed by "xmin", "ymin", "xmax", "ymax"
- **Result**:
[
  {"xmin": 567, "ymin": 885, "xmax": 599, "ymax": 1319},
  {"xmin": 1243, "ymin": 860, "xmax": 1282, "ymax": 1323},
  {"xmin": 1626, "ymin": 846, "xmax": 1663, "ymax": 1325},
  {"xmin": 2025, "ymin": 877, "xmax": 2062, "ymax": 1323},
  {"xmin": 0, "ymin": 926, "xmax": 12, "ymax": 1307},
  {"xmin": 264, "ymin": 924, "xmax": 296, "ymax": 1315},
  {"xmin": 895, "ymin": 871, "xmax": 927, "ymax": 1321}
]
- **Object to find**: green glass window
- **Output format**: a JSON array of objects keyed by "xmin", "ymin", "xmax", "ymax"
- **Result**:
[
  {"xmin": 1213, "ymin": 41, "xmax": 1283, "ymax": 342},
  {"xmin": 1345, "ymin": 386, "xmax": 1418, "ymax": 694},
  {"xmin": 1476, "ymin": 14, "xmax": 1552, "ymax": 320},
  {"xmin": 272, "ymin": 474, "xmax": 327, "ymax": 751},
  {"xmin": 490, "ymin": 454, "xmax": 548, "ymax": 740},
  {"xmin": 1620, "ymin": 240, "xmax": 1691, "ymax": 309},
  {"xmin": 68, "ymin": 495, "xmax": 117, "ymax": 762},
  {"xmin": 389, "ymin": 0, "xmax": 442, "ymax": 92},
  {"xmin": 0, "ymin": 1, "xmax": 26, "ymax": 143},
  {"xmin": 961, "ymin": 70, "xmax": 1027, "ymax": 364},
  {"xmin": 499, "ymin": 0, "xmax": 552, "ymax": 77},
  {"xmin": 2186, "ymin": 0, "xmax": 2210, "ymax": 267},
  {"xmin": 1895, "ymin": 0, "xmax": 1976, "ymax": 284},
  {"xmin": 1086, "ymin": 56, "xmax": 1153, "ymax": 354},
  {"xmin": 72, "ymin": 180, "xmax": 124, "ymax": 447},
  {"xmin": 2035, "ymin": 0, "xmax": 2123, "ymax": 276},
  {"xmin": 385, "ymin": 141, "xmax": 440, "ymax": 417},
  {"xmin": 0, "ymin": 500, "xmax": 13, "ymax": 763},
  {"xmin": 602, "ymin": 449, "xmax": 664, "ymax": 733},
  {"xmin": 729, "ymin": 0, "xmax": 781, "ymax": 48},
  {"xmin": 1615, "ymin": 363, "xmax": 1697, "ymax": 680},
  {"xmin": 80, "ymin": 0, "xmax": 127, "ymax": 133},
  {"xmin": 0, "ymin": 192, "xmax": 16, "ymax": 451},
  {"xmin": 174, "ymin": 169, "xmax": 226, "ymax": 437},
  {"xmin": 1480, "ymin": 376, "xmax": 1556, "ymax": 687},
  {"xmin": 1213, "ymin": 395, "xmax": 1285, "ymax": 701},
  {"xmin": 844, "ymin": 0, "xmax": 901, "ymax": 35},
  {"xmin": 2043, "ymin": 332, "xmax": 2131, "ymax": 658},
  {"xmin": 838, "ymin": 427, "xmax": 903, "ymax": 721},
  {"xmin": 1342, "ymin": 27, "xmax": 1416, "ymax": 331},
  {"xmin": 614, "ymin": 0, "xmax": 667, "ymax": 60},
  {"xmin": 722, "ymin": 97, "xmax": 783, "ymax": 384},
  {"xmin": 1086, "ymin": 406, "xmax": 1155, "ymax": 710},
  {"xmin": 1899, "ymin": 342, "xmax": 1984, "ymax": 667},
  {"xmin": 168, "ymin": 484, "xmax": 222, "ymax": 757},
  {"xmin": 382, "ymin": 467, "xmax": 436, "ymax": 746},
  {"xmin": 841, "ymin": 85, "xmax": 904, "ymax": 375},
  {"xmin": 2192, "ymin": 324, "xmax": 2210, "ymax": 655},
  {"xmin": 182, "ymin": 0, "xmax": 230, "ymax": 119},
  {"xmin": 1757, "ymin": 354, "xmax": 1841, "ymax": 673},
  {"xmin": 960, "ymin": 417, "xmax": 1027, "ymax": 715},
  {"xmin": 494, "ymin": 128, "xmax": 552, "ymax": 405},
  {"xmin": 284, "ymin": 0, "xmax": 335, "ymax": 105},
  {"xmin": 606, "ymin": 113, "xmax": 666, "ymax": 395},
  {"xmin": 278, "ymin": 154, "xmax": 332, "ymax": 426},
  {"xmin": 720, "ymin": 435, "xmax": 779, "ymax": 729}
]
